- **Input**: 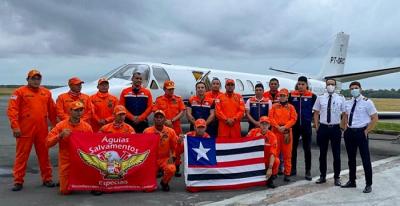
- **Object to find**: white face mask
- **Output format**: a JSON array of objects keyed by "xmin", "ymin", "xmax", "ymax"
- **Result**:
[
  {"xmin": 351, "ymin": 89, "xmax": 361, "ymax": 97},
  {"xmin": 326, "ymin": 85, "xmax": 335, "ymax": 93}
]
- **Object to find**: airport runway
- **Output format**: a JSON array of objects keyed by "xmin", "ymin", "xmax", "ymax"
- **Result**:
[{"xmin": 1, "ymin": 96, "xmax": 399, "ymax": 206}]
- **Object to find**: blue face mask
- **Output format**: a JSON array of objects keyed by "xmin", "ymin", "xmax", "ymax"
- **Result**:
[{"xmin": 351, "ymin": 89, "xmax": 361, "ymax": 97}]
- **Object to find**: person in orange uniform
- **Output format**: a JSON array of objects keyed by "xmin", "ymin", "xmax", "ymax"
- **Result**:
[
  {"xmin": 247, "ymin": 116, "xmax": 279, "ymax": 188},
  {"xmin": 205, "ymin": 78, "xmax": 223, "ymax": 137},
  {"xmin": 263, "ymin": 78, "xmax": 283, "ymax": 174},
  {"xmin": 186, "ymin": 82, "xmax": 215, "ymax": 136},
  {"xmin": 205, "ymin": 78, "xmax": 223, "ymax": 100},
  {"xmin": 186, "ymin": 119, "xmax": 211, "ymax": 138},
  {"xmin": 153, "ymin": 80, "xmax": 185, "ymax": 176},
  {"xmin": 56, "ymin": 77, "xmax": 93, "ymax": 123},
  {"xmin": 269, "ymin": 88, "xmax": 297, "ymax": 182},
  {"xmin": 263, "ymin": 78, "xmax": 280, "ymax": 103},
  {"xmin": 7, "ymin": 69, "xmax": 57, "ymax": 191},
  {"xmin": 119, "ymin": 72, "xmax": 153, "ymax": 133},
  {"xmin": 47, "ymin": 101, "xmax": 93, "ymax": 195},
  {"xmin": 99, "ymin": 105, "xmax": 135, "ymax": 134},
  {"xmin": 143, "ymin": 110, "xmax": 177, "ymax": 192},
  {"xmin": 215, "ymin": 79, "xmax": 245, "ymax": 138},
  {"xmin": 89, "ymin": 78, "xmax": 119, "ymax": 132}
]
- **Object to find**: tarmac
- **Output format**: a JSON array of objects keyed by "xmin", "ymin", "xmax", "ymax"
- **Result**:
[{"xmin": 1, "ymin": 96, "xmax": 399, "ymax": 206}]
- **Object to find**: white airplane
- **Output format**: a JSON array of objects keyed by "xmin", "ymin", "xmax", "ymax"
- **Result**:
[{"xmin": 51, "ymin": 32, "xmax": 400, "ymax": 119}]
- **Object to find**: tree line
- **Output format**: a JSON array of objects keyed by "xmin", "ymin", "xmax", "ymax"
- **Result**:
[{"xmin": 341, "ymin": 89, "xmax": 400, "ymax": 98}]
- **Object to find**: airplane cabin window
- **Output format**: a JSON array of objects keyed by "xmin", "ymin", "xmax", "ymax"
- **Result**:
[
  {"xmin": 152, "ymin": 66, "xmax": 170, "ymax": 86},
  {"xmin": 109, "ymin": 64, "xmax": 150, "ymax": 87},
  {"xmin": 150, "ymin": 80, "xmax": 159, "ymax": 90},
  {"xmin": 236, "ymin": 79, "xmax": 244, "ymax": 91},
  {"xmin": 246, "ymin": 80, "xmax": 254, "ymax": 91}
]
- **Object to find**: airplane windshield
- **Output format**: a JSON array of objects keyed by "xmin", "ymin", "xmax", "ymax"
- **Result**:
[{"xmin": 108, "ymin": 64, "xmax": 150, "ymax": 87}]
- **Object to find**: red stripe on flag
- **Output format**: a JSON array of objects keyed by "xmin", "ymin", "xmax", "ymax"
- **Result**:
[
  {"xmin": 186, "ymin": 181, "xmax": 266, "ymax": 192},
  {"xmin": 188, "ymin": 157, "xmax": 265, "ymax": 168},
  {"xmin": 216, "ymin": 136, "xmax": 264, "ymax": 143}
]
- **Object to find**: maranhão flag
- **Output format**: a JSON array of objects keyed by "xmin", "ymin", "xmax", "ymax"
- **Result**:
[
  {"xmin": 184, "ymin": 136, "xmax": 267, "ymax": 192},
  {"xmin": 68, "ymin": 132, "xmax": 159, "ymax": 192}
]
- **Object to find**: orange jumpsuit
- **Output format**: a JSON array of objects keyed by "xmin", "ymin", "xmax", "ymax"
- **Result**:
[
  {"xmin": 186, "ymin": 131, "xmax": 210, "ymax": 138},
  {"xmin": 263, "ymin": 90, "xmax": 280, "ymax": 103},
  {"xmin": 205, "ymin": 91, "xmax": 222, "ymax": 100},
  {"xmin": 153, "ymin": 94, "xmax": 185, "ymax": 166},
  {"xmin": 268, "ymin": 103, "xmax": 297, "ymax": 176},
  {"xmin": 215, "ymin": 93, "xmax": 245, "ymax": 138},
  {"xmin": 89, "ymin": 92, "xmax": 118, "ymax": 132},
  {"xmin": 144, "ymin": 126, "xmax": 177, "ymax": 184},
  {"xmin": 153, "ymin": 94, "xmax": 185, "ymax": 134},
  {"xmin": 99, "ymin": 122, "xmax": 135, "ymax": 134},
  {"xmin": 247, "ymin": 129, "xmax": 280, "ymax": 175},
  {"xmin": 56, "ymin": 92, "xmax": 93, "ymax": 123},
  {"xmin": 7, "ymin": 86, "xmax": 57, "ymax": 184},
  {"xmin": 47, "ymin": 120, "xmax": 93, "ymax": 195}
]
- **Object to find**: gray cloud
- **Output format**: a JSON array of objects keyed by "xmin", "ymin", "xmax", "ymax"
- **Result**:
[{"xmin": 1, "ymin": 0, "xmax": 400, "ymax": 88}]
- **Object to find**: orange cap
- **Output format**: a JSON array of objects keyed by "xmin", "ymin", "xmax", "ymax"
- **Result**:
[
  {"xmin": 163, "ymin": 80, "xmax": 175, "ymax": 89},
  {"xmin": 154, "ymin": 110, "xmax": 166, "ymax": 117},
  {"xmin": 113, "ymin": 105, "xmax": 127, "ymax": 115},
  {"xmin": 195, "ymin": 119, "xmax": 207, "ymax": 128},
  {"xmin": 97, "ymin": 78, "xmax": 109, "ymax": 85},
  {"xmin": 27, "ymin": 69, "xmax": 41, "ymax": 78},
  {"xmin": 278, "ymin": 88, "xmax": 289, "ymax": 96},
  {"xmin": 259, "ymin": 116, "xmax": 270, "ymax": 124},
  {"xmin": 70, "ymin": 101, "xmax": 84, "ymax": 110},
  {"xmin": 225, "ymin": 79, "xmax": 235, "ymax": 85},
  {"xmin": 68, "ymin": 77, "xmax": 84, "ymax": 85}
]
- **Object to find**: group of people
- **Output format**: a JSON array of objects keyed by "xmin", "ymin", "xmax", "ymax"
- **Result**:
[{"xmin": 7, "ymin": 69, "xmax": 378, "ymax": 195}]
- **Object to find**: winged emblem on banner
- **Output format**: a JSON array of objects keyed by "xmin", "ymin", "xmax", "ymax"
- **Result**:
[{"xmin": 78, "ymin": 150, "xmax": 149, "ymax": 179}]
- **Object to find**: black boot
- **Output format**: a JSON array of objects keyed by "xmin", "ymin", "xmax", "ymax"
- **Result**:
[
  {"xmin": 341, "ymin": 180, "xmax": 356, "ymax": 188},
  {"xmin": 305, "ymin": 170, "xmax": 312, "ymax": 181},
  {"xmin": 175, "ymin": 165, "xmax": 182, "ymax": 177},
  {"xmin": 12, "ymin": 183, "xmax": 23, "ymax": 191},
  {"xmin": 284, "ymin": 175, "xmax": 291, "ymax": 182},
  {"xmin": 266, "ymin": 179, "xmax": 276, "ymax": 189},
  {"xmin": 160, "ymin": 180, "xmax": 170, "ymax": 192},
  {"xmin": 157, "ymin": 169, "xmax": 163, "ymax": 178},
  {"xmin": 315, "ymin": 176, "xmax": 326, "ymax": 184},
  {"xmin": 43, "ymin": 180, "xmax": 56, "ymax": 188},
  {"xmin": 90, "ymin": 190, "xmax": 103, "ymax": 196}
]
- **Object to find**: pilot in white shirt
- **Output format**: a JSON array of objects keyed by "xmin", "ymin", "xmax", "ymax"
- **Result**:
[
  {"xmin": 341, "ymin": 81, "xmax": 378, "ymax": 194},
  {"xmin": 313, "ymin": 78, "xmax": 345, "ymax": 186}
]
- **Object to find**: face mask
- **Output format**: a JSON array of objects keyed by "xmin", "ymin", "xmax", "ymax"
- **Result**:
[
  {"xmin": 326, "ymin": 85, "xmax": 335, "ymax": 93},
  {"xmin": 351, "ymin": 89, "xmax": 361, "ymax": 97}
]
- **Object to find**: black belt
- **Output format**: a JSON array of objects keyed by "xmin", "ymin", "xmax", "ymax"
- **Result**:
[
  {"xmin": 320, "ymin": 124, "xmax": 340, "ymax": 128},
  {"xmin": 348, "ymin": 127, "xmax": 367, "ymax": 132}
]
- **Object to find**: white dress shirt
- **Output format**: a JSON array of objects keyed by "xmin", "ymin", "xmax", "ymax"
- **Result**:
[
  {"xmin": 313, "ymin": 92, "xmax": 346, "ymax": 125},
  {"xmin": 344, "ymin": 95, "xmax": 377, "ymax": 128}
]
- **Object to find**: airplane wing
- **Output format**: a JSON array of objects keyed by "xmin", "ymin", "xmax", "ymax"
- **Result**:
[
  {"xmin": 324, "ymin": 66, "xmax": 400, "ymax": 83},
  {"xmin": 269, "ymin": 67, "xmax": 299, "ymax": 75}
]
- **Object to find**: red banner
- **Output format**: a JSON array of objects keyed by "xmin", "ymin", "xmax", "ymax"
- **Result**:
[{"xmin": 68, "ymin": 132, "xmax": 159, "ymax": 192}]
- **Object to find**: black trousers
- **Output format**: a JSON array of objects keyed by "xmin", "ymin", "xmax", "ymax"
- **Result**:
[
  {"xmin": 292, "ymin": 122, "xmax": 312, "ymax": 172},
  {"xmin": 317, "ymin": 124, "xmax": 341, "ymax": 178},
  {"xmin": 125, "ymin": 119, "xmax": 149, "ymax": 133},
  {"xmin": 248, "ymin": 122, "xmax": 256, "ymax": 132},
  {"xmin": 344, "ymin": 127, "xmax": 372, "ymax": 186}
]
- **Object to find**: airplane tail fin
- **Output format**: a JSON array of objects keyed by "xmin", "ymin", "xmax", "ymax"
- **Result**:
[{"xmin": 316, "ymin": 32, "xmax": 350, "ymax": 80}]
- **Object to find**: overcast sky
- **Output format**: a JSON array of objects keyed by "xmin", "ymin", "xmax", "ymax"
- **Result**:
[{"xmin": 1, "ymin": 0, "xmax": 400, "ymax": 89}]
